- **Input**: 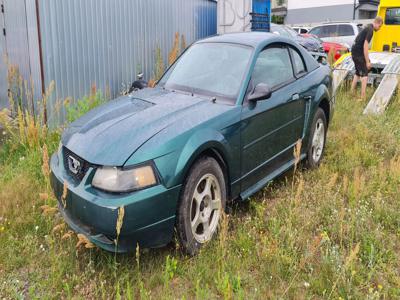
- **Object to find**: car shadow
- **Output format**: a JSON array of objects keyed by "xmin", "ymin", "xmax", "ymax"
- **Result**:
[{"xmin": 226, "ymin": 167, "xmax": 298, "ymax": 217}]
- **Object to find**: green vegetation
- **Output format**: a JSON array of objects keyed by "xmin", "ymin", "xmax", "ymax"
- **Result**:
[
  {"xmin": 65, "ymin": 87, "xmax": 107, "ymax": 123},
  {"xmin": 1, "ymin": 86, "xmax": 400, "ymax": 299}
]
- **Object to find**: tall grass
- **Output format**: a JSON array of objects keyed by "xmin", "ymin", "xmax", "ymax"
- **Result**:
[{"xmin": 64, "ymin": 84, "xmax": 107, "ymax": 123}]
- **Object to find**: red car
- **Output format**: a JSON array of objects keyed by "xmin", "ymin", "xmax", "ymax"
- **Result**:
[{"xmin": 302, "ymin": 34, "xmax": 349, "ymax": 61}]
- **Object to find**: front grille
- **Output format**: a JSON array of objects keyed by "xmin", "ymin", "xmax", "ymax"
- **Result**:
[{"xmin": 62, "ymin": 147, "xmax": 92, "ymax": 181}]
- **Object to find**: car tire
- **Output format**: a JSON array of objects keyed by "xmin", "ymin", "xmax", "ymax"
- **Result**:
[
  {"xmin": 306, "ymin": 108, "xmax": 327, "ymax": 169},
  {"xmin": 176, "ymin": 156, "xmax": 227, "ymax": 256}
]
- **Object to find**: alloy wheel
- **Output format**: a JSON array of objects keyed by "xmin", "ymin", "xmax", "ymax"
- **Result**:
[
  {"xmin": 311, "ymin": 118, "xmax": 325, "ymax": 163},
  {"xmin": 190, "ymin": 174, "xmax": 222, "ymax": 243}
]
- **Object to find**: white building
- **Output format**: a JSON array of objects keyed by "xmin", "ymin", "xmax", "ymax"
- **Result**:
[{"xmin": 283, "ymin": 0, "xmax": 380, "ymax": 25}]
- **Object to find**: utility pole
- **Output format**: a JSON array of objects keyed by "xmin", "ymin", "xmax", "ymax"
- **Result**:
[{"xmin": 353, "ymin": 0, "xmax": 357, "ymax": 20}]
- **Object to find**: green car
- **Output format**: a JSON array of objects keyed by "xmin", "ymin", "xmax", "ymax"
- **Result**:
[{"xmin": 50, "ymin": 32, "xmax": 334, "ymax": 255}]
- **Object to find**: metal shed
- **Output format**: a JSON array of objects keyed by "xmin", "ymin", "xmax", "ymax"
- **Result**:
[{"xmin": 0, "ymin": 0, "xmax": 217, "ymax": 124}]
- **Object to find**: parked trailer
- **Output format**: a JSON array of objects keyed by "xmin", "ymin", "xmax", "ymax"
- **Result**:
[{"xmin": 333, "ymin": 0, "xmax": 400, "ymax": 115}]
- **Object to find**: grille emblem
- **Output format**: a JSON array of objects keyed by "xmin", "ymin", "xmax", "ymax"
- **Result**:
[{"xmin": 67, "ymin": 155, "xmax": 81, "ymax": 174}]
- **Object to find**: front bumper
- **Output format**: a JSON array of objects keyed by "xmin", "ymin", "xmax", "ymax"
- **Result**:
[{"xmin": 50, "ymin": 152, "xmax": 181, "ymax": 252}]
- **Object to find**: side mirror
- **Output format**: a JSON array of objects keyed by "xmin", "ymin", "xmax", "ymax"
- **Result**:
[{"xmin": 248, "ymin": 83, "xmax": 272, "ymax": 102}]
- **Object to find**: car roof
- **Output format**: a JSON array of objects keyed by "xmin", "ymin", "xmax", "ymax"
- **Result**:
[
  {"xmin": 196, "ymin": 32, "xmax": 288, "ymax": 48},
  {"xmin": 315, "ymin": 22, "xmax": 358, "ymax": 26},
  {"xmin": 195, "ymin": 31, "xmax": 320, "ymax": 73}
]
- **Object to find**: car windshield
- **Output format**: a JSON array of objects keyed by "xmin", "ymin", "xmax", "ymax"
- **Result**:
[{"xmin": 159, "ymin": 43, "xmax": 253, "ymax": 101}]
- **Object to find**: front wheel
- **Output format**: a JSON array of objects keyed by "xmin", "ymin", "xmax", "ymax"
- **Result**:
[
  {"xmin": 306, "ymin": 108, "xmax": 327, "ymax": 169},
  {"xmin": 176, "ymin": 157, "xmax": 226, "ymax": 255}
]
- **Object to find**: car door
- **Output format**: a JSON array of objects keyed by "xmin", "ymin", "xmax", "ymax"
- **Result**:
[{"xmin": 240, "ymin": 44, "xmax": 307, "ymax": 193}]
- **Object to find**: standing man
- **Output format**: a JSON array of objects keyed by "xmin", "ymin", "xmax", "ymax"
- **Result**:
[{"xmin": 351, "ymin": 16, "xmax": 383, "ymax": 100}]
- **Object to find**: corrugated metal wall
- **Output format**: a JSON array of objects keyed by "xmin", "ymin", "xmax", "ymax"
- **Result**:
[
  {"xmin": 0, "ymin": 0, "xmax": 43, "ymax": 111},
  {"xmin": 38, "ymin": 0, "xmax": 217, "ymax": 124},
  {"xmin": 0, "ymin": 0, "xmax": 7, "ymax": 109}
]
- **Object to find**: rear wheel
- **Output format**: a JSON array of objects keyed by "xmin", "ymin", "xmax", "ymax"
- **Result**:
[
  {"xmin": 306, "ymin": 108, "xmax": 327, "ymax": 169},
  {"xmin": 176, "ymin": 157, "xmax": 226, "ymax": 255}
]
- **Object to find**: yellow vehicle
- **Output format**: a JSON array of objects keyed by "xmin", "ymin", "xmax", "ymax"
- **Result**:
[
  {"xmin": 333, "ymin": 0, "xmax": 400, "ymax": 115},
  {"xmin": 372, "ymin": 0, "xmax": 400, "ymax": 53}
]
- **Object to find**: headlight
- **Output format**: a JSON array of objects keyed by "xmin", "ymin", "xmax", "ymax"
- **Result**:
[{"xmin": 92, "ymin": 164, "xmax": 157, "ymax": 193}]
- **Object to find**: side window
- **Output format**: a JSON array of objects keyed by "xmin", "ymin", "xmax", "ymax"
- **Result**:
[
  {"xmin": 309, "ymin": 26, "xmax": 322, "ymax": 37},
  {"xmin": 252, "ymin": 46, "xmax": 294, "ymax": 89},
  {"xmin": 324, "ymin": 25, "xmax": 338, "ymax": 37},
  {"xmin": 290, "ymin": 48, "xmax": 306, "ymax": 76},
  {"xmin": 338, "ymin": 24, "xmax": 354, "ymax": 36}
]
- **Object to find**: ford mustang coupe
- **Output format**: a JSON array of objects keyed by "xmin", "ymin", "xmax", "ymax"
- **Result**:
[{"xmin": 50, "ymin": 32, "xmax": 334, "ymax": 255}]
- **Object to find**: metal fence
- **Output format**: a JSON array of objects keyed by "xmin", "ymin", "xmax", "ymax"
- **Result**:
[
  {"xmin": 38, "ymin": 0, "xmax": 217, "ymax": 124},
  {"xmin": 1, "ymin": 0, "xmax": 42, "ymax": 110},
  {"xmin": 0, "ymin": 0, "xmax": 217, "ymax": 124}
]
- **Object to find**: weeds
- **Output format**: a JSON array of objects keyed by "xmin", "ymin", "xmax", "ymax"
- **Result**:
[
  {"xmin": 163, "ymin": 255, "xmax": 178, "ymax": 284},
  {"xmin": 152, "ymin": 45, "xmax": 165, "ymax": 85},
  {"xmin": 64, "ymin": 84, "xmax": 107, "ymax": 123}
]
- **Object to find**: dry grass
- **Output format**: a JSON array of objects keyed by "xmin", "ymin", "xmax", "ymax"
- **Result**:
[
  {"xmin": 115, "ymin": 206, "xmax": 125, "ymax": 249},
  {"xmin": 168, "ymin": 32, "xmax": 180, "ymax": 66}
]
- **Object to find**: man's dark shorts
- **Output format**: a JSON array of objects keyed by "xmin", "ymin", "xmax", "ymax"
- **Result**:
[{"xmin": 352, "ymin": 54, "xmax": 369, "ymax": 77}]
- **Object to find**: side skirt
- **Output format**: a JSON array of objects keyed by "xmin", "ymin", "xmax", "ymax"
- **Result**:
[{"xmin": 239, "ymin": 153, "xmax": 306, "ymax": 201}]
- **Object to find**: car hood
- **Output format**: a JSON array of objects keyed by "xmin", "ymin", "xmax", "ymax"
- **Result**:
[
  {"xmin": 295, "ymin": 35, "xmax": 323, "ymax": 52},
  {"xmin": 62, "ymin": 88, "xmax": 222, "ymax": 166}
]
